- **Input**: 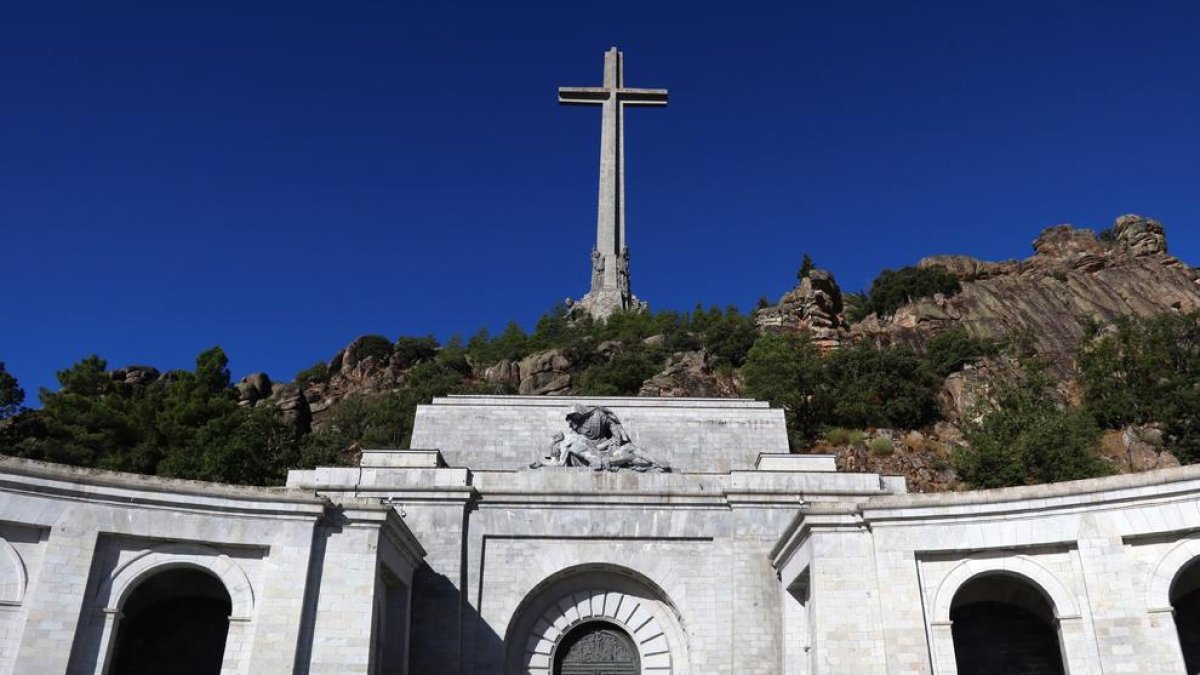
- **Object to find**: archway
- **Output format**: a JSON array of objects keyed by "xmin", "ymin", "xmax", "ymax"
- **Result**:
[
  {"xmin": 949, "ymin": 574, "xmax": 1065, "ymax": 675},
  {"xmin": 1172, "ymin": 558, "xmax": 1200, "ymax": 674},
  {"xmin": 108, "ymin": 567, "xmax": 232, "ymax": 675},
  {"xmin": 503, "ymin": 564, "xmax": 686, "ymax": 674},
  {"xmin": 553, "ymin": 621, "xmax": 640, "ymax": 675}
]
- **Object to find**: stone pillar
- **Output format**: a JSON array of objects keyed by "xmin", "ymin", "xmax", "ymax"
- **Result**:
[
  {"xmin": 1074, "ymin": 514, "xmax": 1155, "ymax": 673},
  {"xmin": 16, "ymin": 515, "xmax": 97, "ymax": 675},
  {"xmin": 303, "ymin": 516, "xmax": 386, "ymax": 675},
  {"xmin": 807, "ymin": 529, "xmax": 889, "ymax": 675}
]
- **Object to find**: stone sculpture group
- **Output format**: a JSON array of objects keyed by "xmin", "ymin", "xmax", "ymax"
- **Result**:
[{"xmin": 530, "ymin": 404, "xmax": 669, "ymax": 472}]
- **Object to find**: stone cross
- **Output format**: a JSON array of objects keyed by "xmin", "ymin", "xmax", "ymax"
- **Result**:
[{"xmin": 560, "ymin": 47, "xmax": 667, "ymax": 317}]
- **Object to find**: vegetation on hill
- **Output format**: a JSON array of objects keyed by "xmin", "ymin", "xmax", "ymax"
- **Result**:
[
  {"xmin": 847, "ymin": 265, "xmax": 962, "ymax": 320},
  {"xmin": 1, "ymin": 214, "xmax": 1197, "ymax": 493},
  {"xmin": 4, "ymin": 310, "xmax": 1198, "ymax": 489}
]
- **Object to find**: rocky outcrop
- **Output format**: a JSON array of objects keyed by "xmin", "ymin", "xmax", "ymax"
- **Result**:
[
  {"xmin": 852, "ymin": 215, "xmax": 1200, "ymax": 371},
  {"xmin": 481, "ymin": 360, "xmax": 520, "ymax": 388},
  {"xmin": 236, "ymin": 372, "xmax": 273, "ymax": 405},
  {"xmin": 517, "ymin": 349, "xmax": 573, "ymax": 396},
  {"xmin": 1096, "ymin": 425, "xmax": 1180, "ymax": 473},
  {"xmin": 755, "ymin": 269, "xmax": 849, "ymax": 351},
  {"xmin": 824, "ymin": 429, "xmax": 962, "ymax": 493},
  {"xmin": 110, "ymin": 366, "xmax": 161, "ymax": 388},
  {"xmin": 638, "ymin": 350, "xmax": 740, "ymax": 398},
  {"xmin": 268, "ymin": 382, "xmax": 312, "ymax": 435}
]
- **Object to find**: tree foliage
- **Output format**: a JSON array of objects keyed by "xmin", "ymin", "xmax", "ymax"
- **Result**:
[
  {"xmin": 743, "ymin": 333, "xmax": 825, "ymax": 444},
  {"xmin": 956, "ymin": 366, "xmax": 1109, "ymax": 488},
  {"xmin": 0, "ymin": 363, "xmax": 24, "ymax": 419},
  {"xmin": 818, "ymin": 343, "xmax": 940, "ymax": 430},
  {"xmin": 855, "ymin": 265, "xmax": 962, "ymax": 319},
  {"xmin": 1079, "ymin": 312, "xmax": 1200, "ymax": 463},
  {"xmin": 924, "ymin": 328, "xmax": 998, "ymax": 377}
]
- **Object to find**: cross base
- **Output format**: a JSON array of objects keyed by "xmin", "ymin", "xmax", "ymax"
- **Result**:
[{"xmin": 570, "ymin": 288, "xmax": 648, "ymax": 320}]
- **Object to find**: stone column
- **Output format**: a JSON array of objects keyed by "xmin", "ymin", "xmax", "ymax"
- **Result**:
[{"xmin": 14, "ymin": 514, "xmax": 98, "ymax": 675}]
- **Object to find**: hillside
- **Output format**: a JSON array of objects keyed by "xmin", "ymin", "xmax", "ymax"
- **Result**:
[{"xmin": 2, "ymin": 214, "xmax": 1197, "ymax": 492}]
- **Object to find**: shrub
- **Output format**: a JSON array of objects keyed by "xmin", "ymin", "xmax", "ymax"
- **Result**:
[
  {"xmin": 860, "ymin": 265, "xmax": 961, "ymax": 318},
  {"xmin": 352, "ymin": 335, "xmax": 394, "ymax": 365},
  {"xmin": 577, "ymin": 350, "xmax": 662, "ymax": 396},
  {"xmin": 295, "ymin": 361, "xmax": 329, "ymax": 387},
  {"xmin": 743, "ymin": 333, "xmax": 825, "ymax": 445},
  {"xmin": 700, "ymin": 307, "xmax": 758, "ymax": 369},
  {"xmin": 924, "ymin": 328, "xmax": 998, "ymax": 377},
  {"xmin": 825, "ymin": 427, "xmax": 866, "ymax": 446},
  {"xmin": 956, "ymin": 368, "xmax": 1110, "ymax": 488},
  {"xmin": 393, "ymin": 336, "xmax": 439, "ymax": 369},
  {"xmin": 0, "ymin": 362, "xmax": 23, "ymax": 419},
  {"xmin": 869, "ymin": 436, "xmax": 895, "ymax": 456},
  {"xmin": 1079, "ymin": 312, "xmax": 1200, "ymax": 463},
  {"xmin": 818, "ymin": 343, "xmax": 940, "ymax": 430}
]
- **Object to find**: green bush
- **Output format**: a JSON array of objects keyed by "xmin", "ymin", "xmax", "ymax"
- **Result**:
[
  {"xmin": 859, "ymin": 265, "xmax": 961, "ymax": 319},
  {"xmin": 295, "ymin": 361, "xmax": 329, "ymax": 387},
  {"xmin": 392, "ymin": 335, "xmax": 439, "ymax": 369},
  {"xmin": 743, "ymin": 333, "xmax": 825, "ymax": 445},
  {"xmin": 956, "ymin": 368, "xmax": 1110, "ymax": 488},
  {"xmin": 0, "ymin": 362, "xmax": 23, "ymax": 419},
  {"xmin": 353, "ymin": 335, "xmax": 394, "ymax": 365},
  {"xmin": 1079, "ymin": 312, "xmax": 1200, "ymax": 463},
  {"xmin": 818, "ymin": 343, "xmax": 940, "ymax": 430},
  {"xmin": 924, "ymin": 328, "xmax": 998, "ymax": 377},
  {"xmin": 825, "ymin": 427, "xmax": 866, "ymax": 446},
  {"xmin": 698, "ymin": 306, "xmax": 758, "ymax": 369},
  {"xmin": 869, "ymin": 436, "xmax": 895, "ymax": 456},
  {"xmin": 577, "ymin": 350, "xmax": 662, "ymax": 396}
]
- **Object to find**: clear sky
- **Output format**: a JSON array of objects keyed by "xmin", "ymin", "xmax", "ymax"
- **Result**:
[{"xmin": 4, "ymin": 0, "xmax": 1200, "ymax": 397}]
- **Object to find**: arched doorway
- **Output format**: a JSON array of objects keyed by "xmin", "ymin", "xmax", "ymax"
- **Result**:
[
  {"xmin": 554, "ymin": 621, "xmax": 640, "ymax": 675},
  {"xmin": 109, "ymin": 567, "xmax": 232, "ymax": 675},
  {"xmin": 1173, "ymin": 558, "xmax": 1200, "ymax": 674},
  {"xmin": 950, "ymin": 574, "xmax": 1065, "ymax": 675}
]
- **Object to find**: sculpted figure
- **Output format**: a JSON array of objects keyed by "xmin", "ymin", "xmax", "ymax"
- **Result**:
[
  {"xmin": 616, "ymin": 247, "xmax": 631, "ymax": 294},
  {"xmin": 530, "ymin": 431, "xmax": 605, "ymax": 469},
  {"xmin": 529, "ymin": 404, "xmax": 668, "ymax": 472},
  {"xmin": 590, "ymin": 248, "xmax": 605, "ymax": 290}
]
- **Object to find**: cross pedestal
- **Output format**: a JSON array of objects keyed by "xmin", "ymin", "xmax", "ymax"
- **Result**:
[{"xmin": 560, "ymin": 47, "xmax": 667, "ymax": 318}]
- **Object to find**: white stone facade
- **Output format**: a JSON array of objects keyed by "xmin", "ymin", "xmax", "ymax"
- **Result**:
[{"xmin": 0, "ymin": 395, "xmax": 1198, "ymax": 674}]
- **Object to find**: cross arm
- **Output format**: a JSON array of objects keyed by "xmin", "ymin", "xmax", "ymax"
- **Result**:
[
  {"xmin": 559, "ymin": 87, "xmax": 610, "ymax": 105},
  {"xmin": 617, "ymin": 88, "xmax": 668, "ymax": 106}
]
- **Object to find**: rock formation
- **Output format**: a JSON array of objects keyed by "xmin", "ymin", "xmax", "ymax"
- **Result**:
[
  {"xmin": 852, "ymin": 215, "xmax": 1200, "ymax": 371},
  {"xmin": 637, "ymin": 350, "xmax": 740, "ymax": 398},
  {"xmin": 754, "ymin": 268, "xmax": 849, "ymax": 351}
]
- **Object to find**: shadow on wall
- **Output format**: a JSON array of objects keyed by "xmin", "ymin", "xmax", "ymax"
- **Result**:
[{"xmin": 410, "ymin": 565, "xmax": 504, "ymax": 675}]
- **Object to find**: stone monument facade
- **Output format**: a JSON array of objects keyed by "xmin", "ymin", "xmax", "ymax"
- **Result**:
[
  {"xmin": 560, "ymin": 48, "xmax": 665, "ymax": 318},
  {"xmin": 0, "ymin": 397, "xmax": 1199, "ymax": 673}
]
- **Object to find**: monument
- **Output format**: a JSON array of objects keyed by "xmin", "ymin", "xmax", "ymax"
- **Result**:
[{"xmin": 560, "ymin": 47, "xmax": 666, "ymax": 318}]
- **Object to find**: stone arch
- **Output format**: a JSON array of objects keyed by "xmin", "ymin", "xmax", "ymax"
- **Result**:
[
  {"xmin": 97, "ymin": 542, "xmax": 254, "ymax": 619},
  {"xmin": 503, "ymin": 563, "xmax": 687, "ymax": 675},
  {"xmin": 932, "ymin": 555, "xmax": 1080, "ymax": 624},
  {"xmin": 0, "ymin": 537, "xmax": 28, "ymax": 605},
  {"xmin": 1145, "ymin": 537, "xmax": 1200, "ymax": 612}
]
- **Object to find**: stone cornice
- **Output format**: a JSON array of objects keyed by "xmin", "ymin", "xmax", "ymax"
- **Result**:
[{"xmin": 0, "ymin": 455, "xmax": 328, "ymax": 520}]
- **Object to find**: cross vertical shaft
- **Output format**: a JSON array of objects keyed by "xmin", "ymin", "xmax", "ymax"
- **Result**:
[{"xmin": 559, "ymin": 47, "xmax": 667, "ymax": 318}]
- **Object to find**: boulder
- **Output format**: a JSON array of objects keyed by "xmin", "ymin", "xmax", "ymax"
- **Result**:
[
  {"xmin": 755, "ymin": 268, "xmax": 848, "ymax": 351},
  {"xmin": 518, "ymin": 349, "xmax": 573, "ymax": 396},
  {"xmin": 482, "ymin": 360, "xmax": 520, "ymax": 387},
  {"xmin": 236, "ymin": 372, "xmax": 273, "ymax": 405},
  {"xmin": 268, "ymin": 382, "xmax": 312, "ymax": 435},
  {"xmin": 111, "ymin": 365, "xmax": 161, "ymax": 388},
  {"xmin": 638, "ymin": 350, "xmax": 740, "ymax": 398},
  {"xmin": 1112, "ymin": 214, "xmax": 1168, "ymax": 256}
]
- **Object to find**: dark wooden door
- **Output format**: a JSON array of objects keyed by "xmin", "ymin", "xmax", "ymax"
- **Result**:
[{"xmin": 554, "ymin": 623, "xmax": 640, "ymax": 675}]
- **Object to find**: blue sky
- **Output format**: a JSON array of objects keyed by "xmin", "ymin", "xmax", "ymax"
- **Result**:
[{"xmin": 3, "ymin": 0, "xmax": 1200, "ymax": 397}]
